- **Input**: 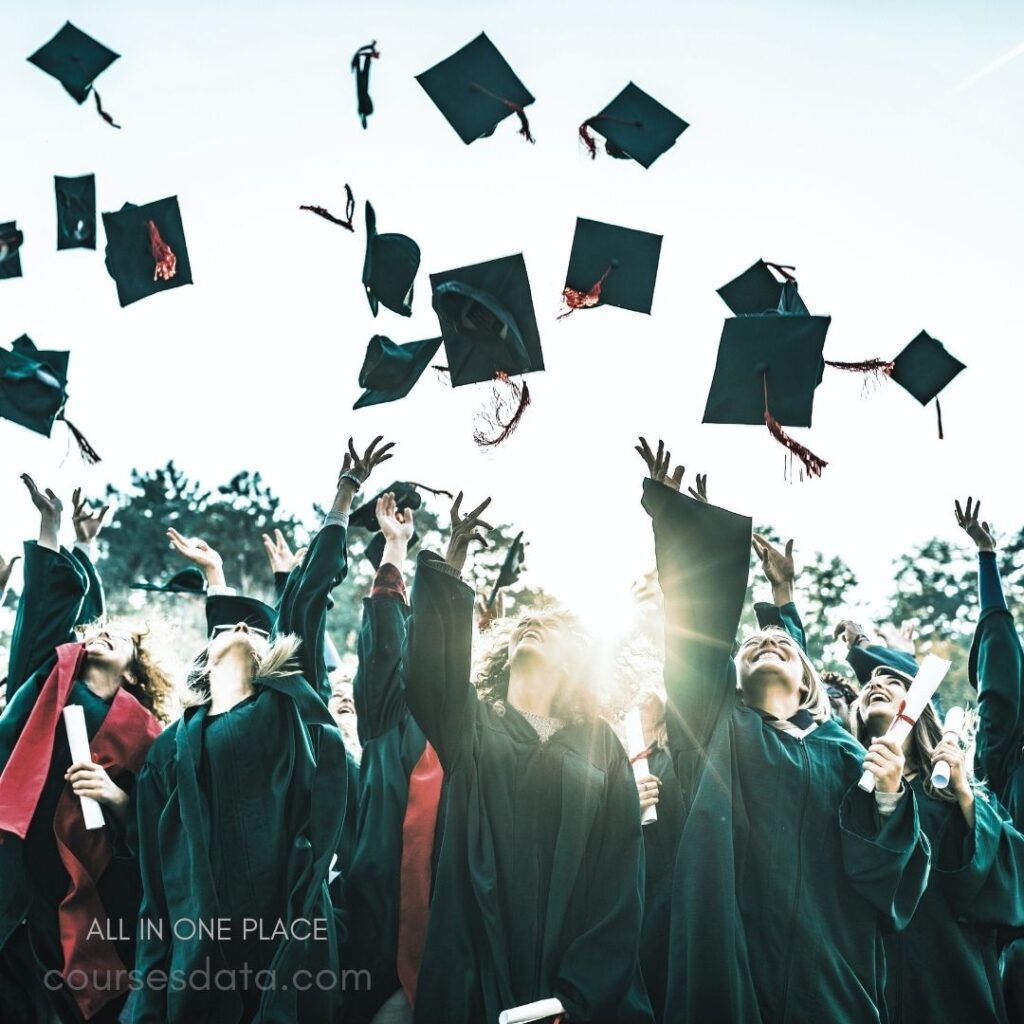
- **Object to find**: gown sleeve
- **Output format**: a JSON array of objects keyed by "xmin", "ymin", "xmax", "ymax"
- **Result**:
[
  {"xmin": 753, "ymin": 600, "xmax": 807, "ymax": 651},
  {"xmin": 401, "ymin": 550, "xmax": 476, "ymax": 772},
  {"xmin": 69, "ymin": 544, "xmax": 106, "ymax": 626}
]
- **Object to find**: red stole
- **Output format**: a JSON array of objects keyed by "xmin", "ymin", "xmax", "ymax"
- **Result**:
[{"xmin": 0, "ymin": 642, "xmax": 161, "ymax": 1019}]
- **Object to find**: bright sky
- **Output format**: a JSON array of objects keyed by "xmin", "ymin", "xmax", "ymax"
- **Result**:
[{"xmin": 2, "ymin": 0, "xmax": 1022, "ymax": 634}]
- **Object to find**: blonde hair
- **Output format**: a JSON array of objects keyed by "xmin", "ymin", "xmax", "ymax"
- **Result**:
[
  {"xmin": 183, "ymin": 633, "xmax": 303, "ymax": 706},
  {"xmin": 737, "ymin": 626, "xmax": 832, "ymax": 723}
]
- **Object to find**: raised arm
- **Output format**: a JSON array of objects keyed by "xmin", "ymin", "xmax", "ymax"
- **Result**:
[
  {"xmin": 261, "ymin": 528, "xmax": 306, "ymax": 608},
  {"xmin": 353, "ymin": 491, "xmax": 414, "ymax": 742},
  {"xmin": 402, "ymin": 492, "xmax": 490, "ymax": 771},
  {"xmin": 68, "ymin": 488, "xmax": 110, "ymax": 626},
  {"xmin": 751, "ymin": 533, "xmax": 807, "ymax": 650},
  {"xmin": 277, "ymin": 436, "xmax": 393, "ymax": 701}
]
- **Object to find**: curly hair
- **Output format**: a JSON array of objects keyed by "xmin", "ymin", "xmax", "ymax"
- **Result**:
[{"xmin": 127, "ymin": 627, "xmax": 177, "ymax": 724}]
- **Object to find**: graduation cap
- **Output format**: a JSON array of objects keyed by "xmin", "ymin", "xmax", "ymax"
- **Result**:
[
  {"xmin": 430, "ymin": 253, "xmax": 543, "ymax": 446},
  {"xmin": 102, "ymin": 196, "xmax": 193, "ymax": 307},
  {"xmin": 847, "ymin": 645, "xmax": 919, "ymax": 687},
  {"xmin": 55, "ymin": 175, "xmax": 96, "ymax": 250},
  {"xmin": 416, "ymin": 32, "xmax": 535, "ymax": 144},
  {"xmin": 350, "ymin": 482, "xmax": 425, "ymax": 570},
  {"xmin": 300, "ymin": 184, "xmax": 355, "ymax": 231},
  {"xmin": 486, "ymin": 531, "xmax": 526, "ymax": 609},
  {"xmin": 27, "ymin": 22, "xmax": 121, "ymax": 127},
  {"xmin": 889, "ymin": 330, "xmax": 965, "ymax": 437},
  {"xmin": 0, "ymin": 223, "xmax": 24, "ymax": 280},
  {"xmin": 354, "ymin": 334, "xmax": 441, "ymax": 409},
  {"xmin": 560, "ymin": 218, "xmax": 662, "ymax": 317},
  {"xmin": 363, "ymin": 202, "xmax": 420, "ymax": 317},
  {"xmin": 351, "ymin": 41, "xmax": 380, "ymax": 128},
  {"xmin": 703, "ymin": 286, "xmax": 831, "ymax": 477},
  {"xmin": 0, "ymin": 335, "xmax": 100, "ymax": 461},
  {"xmin": 205, "ymin": 594, "xmax": 277, "ymax": 638},
  {"xmin": 579, "ymin": 82, "xmax": 688, "ymax": 168},
  {"xmin": 717, "ymin": 260, "xmax": 808, "ymax": 316},
  {"xmin": 131, "ymin": 567, "xmax": 207, "ymax": 595}
]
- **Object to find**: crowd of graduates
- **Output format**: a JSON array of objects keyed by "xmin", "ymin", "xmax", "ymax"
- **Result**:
[{"xmin": 1, "ymin": 434, "xmax": 1023, "ymax": 1024}]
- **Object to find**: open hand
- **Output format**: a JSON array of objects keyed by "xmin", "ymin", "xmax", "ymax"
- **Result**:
[
  {"xmin": 955, "ymin": 496, "xmax": 996, "ymax": 552},
  {"xmin": 338, "ymin": 435, "xmax": 395, "ymax": 490},
  {"xmin": 635, "ymin": 437, "xmax": 684, "ymax": 491},
  {"xmin": 445, "ymin": 492, "xmax": 492, "ymax": 574},
  {"xmin": 752, "ymin": 534, "xmax": 795, "ymax": 587},
  {"xmin": 21, "ymin": 474, "xmax": 62, "ymax": 519},
  {"xmin": 167, "ymin": 528, "xmax": 224, "ymax": 578},
  {"xmin": 0, "ymin": 553, "xmax": 20, "ymax": 595},
  {"xmin": 71, "ymin": 488, "xmax": 110, "ymax": 543},
  {"xmin": 377, "ymin": 491, "xmax": 415, "ymax": 545},
  {"xmin": 261, "ymin": 529, "xmax": 306, "ymax": 573}
]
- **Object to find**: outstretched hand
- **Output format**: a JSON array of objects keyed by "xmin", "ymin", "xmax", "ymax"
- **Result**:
[
  {"xmin": 752, "ymin": 534, "xmax": 795, "ymax": 588},
  {"xmin": 445, "ymin": 492, "xmax": 492, "ymax": 574},
  {"xmin": 635, "ymin": 437, "xmax": 684, "ymax": 492},
  {"xmin": 71, "ymin": 488, "xmax": 110, "ymax": 544},
  {"xmin": 338, "ymin": 435, "xmax": 395, "ymax": 490},
  {"xmin": 261, "ymin": 529, "xmax": 306, "ymax": 574},
  {"xmin": 167, "ymin": 528, "xmax": 225, "ymax": 587},
  {"xmin": 21, "ymin": 474, "xmax": 62, "ymax": 551},
  {"xmin": 833, "ymin": 619, "xmax": 869, "ymax": 647},
  {"xmin": 0, "ymin": 553, "xmax": 20, "ymax": 595},
  {"xmin": 954, "ymin": 496, "xmax": 996, "ymax": 553},
  {"xmin": 876, "ymin": 619, "xmax": 917, "ymax": 654},
  {"xmin": 376, "ymin": 492, "xmax": 415, "ymax": 545}
]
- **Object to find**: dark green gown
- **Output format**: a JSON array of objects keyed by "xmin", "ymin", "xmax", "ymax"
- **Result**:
[
  {"xmin": 402, "ymin": 550, "xmax": 653, "ymax": 1024},
  {"xmin": 0, "ymin": 542, "xmax": 141, "ymax": 1024},
  {"xmin": 645, "ymin": 481, "xmax": 931, "ymax": 1024},
  {"xmin": 129, "ymin": 524, "xmax": 351, "ymax": 1024}
]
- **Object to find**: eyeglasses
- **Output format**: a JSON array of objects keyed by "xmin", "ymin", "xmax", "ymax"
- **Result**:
[
  {"xmin": 211, "ymin": 624, "xmax": 271, "ymax": 640},
  {"xmin": 826, "ymin": 684, "xmax": 858, "ymax": 704}
]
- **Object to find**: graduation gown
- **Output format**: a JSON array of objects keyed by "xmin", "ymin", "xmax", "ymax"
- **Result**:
[
  {"xmin": 403, "ymin": 550, "xmax": 653, "ymax": 1024},
  {"xmin": 0, "ymin": 542, "xmax": 161, "ymax": 1021},
  {"xmin": 129, "ymin": 524, "xmax": 351, "ymax": 1024},
  {"xmin": 644, "ymin": 480, "xmax": 931, "ymax": 1024},
  {"xmin": 883, "ymin": 778, "xmax": 1024, "ymax": 1024}
]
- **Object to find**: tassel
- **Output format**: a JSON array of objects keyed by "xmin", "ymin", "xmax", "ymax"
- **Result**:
[
  {"xmin": 824, "ymin": 358, "xmax": 895, "ymax": 396},
  {"xmin": 92, "ymin": 90, "xmax": 121, "ymax": 129},
  {"xmin": 351, "ymin": 41, "xmax": 380, "ymax": 129},
  {"xmin": 936, "ymin": 399, "xmax": 944, "ymax": 440},
  {"xmin": 299, "ymin": 184, "xmax": 356, "ymax": 231},
  {"xmin": 474, "ymin": 373, "xmax": 532, "ymax": 448},
  {"xmin": 579, "ymin": 121, "xmax": 599, "ymax": 159},
  {"xmin": 558, "ymin": 265, "xmax": 612, "ymax": 319},
  {"xmin": 470, "ymin": 83, "xmax": 535, "ymax": 143},
  {"xmin": 432, "ymin": 365, "xmax": 451, "ymax": 384},
  {"xmin": 406, "ymin": 481, "xmax": 455, "ymax": 500},
  {"xmin": 59, "ymin": 414, "xmax": 101, "ymax": 465},
  {"xmin": 578, "ymin": 115, "xmax": 644, "ymax": 160},
  {"xmin": 762, "ymin": 375, "xmax": 827, "ymax": 478},
  {"xmin": 147, "ymin": 220, "xmax": 177, "ymax": 281},
  {"xmin": 764, "ymin": 261, "xmax": 796, "ymax": 282}
]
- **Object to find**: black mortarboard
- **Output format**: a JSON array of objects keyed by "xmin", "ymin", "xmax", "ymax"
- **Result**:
[
  {"xmin": 205, "ymin": 594, "xmax": 277, "ymax": 638},
  {"xmin": 0, "ymin": 335, "xmax": 68, "ymax": 436},
  {"xmin": 889, "ymin": 330, "xmax": 965, "ymax": 406},
  {"xmin": 131, "ymin": 568, "xmax": 207, "ymax": 595},
  {"xmin": 102, "ymin": 196, "xmax": 193, "ymax": 307},
  {"xmin": 350, "ymin": 482, "xmax": 424, "ymax": 570},
  {"xmin": 55, "ymin": 175, "xmax": 96, "ymax": 250},
  {"xmin": 363, "ymin": 202, "xmax": 420, "ymax": 317},
  {"xmin": 351, "ymin": 41, "xmax": 380, "ymax": 129},
  {"xmin": 430, "ymin": 253, "xmax": 544, "ymax": 387},
  {"xmin": 487, "ymin": 530, "xmax": 526, "ymax": 608},
  {"xmin": 28, "ymin": 23, "xmax": 121, "ymax": 126},
  {"xmin": 354, "ymin": 335, "xmax": 442, "ymax": 409},
  {"xmin": 717, "ymin": 260, "xmax": 808, "ymax": 316},
  {"xmin": 561, "ymin": 217, "xmax": 662, "ymax": 316},
  {"xmin": 579, "ymin": 82, "xmax": 688, "ymax": 168},
  {"xmin": 0, "ymin": 223, "xmax": 24, "ymax": 280},
  {"xmin": 416, "ymin": 32, "xmax": 535, "ymax": 145}
]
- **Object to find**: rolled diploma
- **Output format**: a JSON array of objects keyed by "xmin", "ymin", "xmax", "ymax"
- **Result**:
[
  {"xmin": 858, "ymin": 654, "xmax": 951, "ymax": 793},
  {"xmin": 62, "ymin": 705, "xmax": 106, "ymax": 830},
  {"xmin": 498, "ymin": 997, "xmax": 565, "ymax": 1024},
  {"xmin": 930, "ymin": 706, "xmax": 967, "ymax": 789},
  {"xmin": 625, "ymin": 707, "xmax": 657, "ymax": 825}
]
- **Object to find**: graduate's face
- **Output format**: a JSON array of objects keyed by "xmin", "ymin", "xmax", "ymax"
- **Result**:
[
  {"xmin": 207, "ymin": 622, "xmax": 271, "ymax": 665},
  {"xmin": 737, "ymin": 630, "xmax": 802, "ymax": 688},
  {"xmin": 83, "ymin": 629, "xmax": 135, "ymax": 675},
  {"xmin": 329, "ymin": 678, "xmax": 356, "ymax": 724},
  {"xmin": 856, "ymin": 670, "xmax": 909, "ymax": 732},
  {"xmin": 508, "ymin": 614, "xmax": 581, "ymax": 671}
]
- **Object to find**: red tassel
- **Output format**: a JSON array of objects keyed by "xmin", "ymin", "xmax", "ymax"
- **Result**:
[
  {"xmin": 59, "ymin": 415, "xmax": 101, "ymax": 465},
  {"xmin": 299, "ymin": 184, "xmax": 356, "ymax": 231},
  {"xmin": 474, "ymin": 373, "xmax": 532, "ymax": 448},
  {"xmin": 470, "ymin": 83, "xmax": 535, "ymax": 143},
  {"xmin": 147, "ymin": 220, "xmax": 177, "ymax": 282},
  {"xmin": 558, "ymin": 265, "xmax": 612, "ymax": 319},
  {"xmin": 825, "ymin": 358, "xmax": 895, "ymax": 375},
  {"xmin": 579, "ymin": 121, "xmax": 599, "ymax": 159},
  {"xmin": 92, "ymin": 90, "xmax": 121, "ymax": 129},
  {"xmin": 762, "ymin": 376, "xmax": 827, "ymax": 478}
]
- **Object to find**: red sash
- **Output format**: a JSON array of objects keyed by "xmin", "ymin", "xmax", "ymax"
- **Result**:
[{"xmin": 0, "ymin": 642, "xmax": 161, "ymax": 1019}]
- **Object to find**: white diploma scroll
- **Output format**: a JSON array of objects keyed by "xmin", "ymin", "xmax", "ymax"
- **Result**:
[
  {"xmin": 930, "ymin": 706, "xmax": 967, "ymax": 789},
  {"xmin": 858, "ymin": 654, "xmax": 951, "ymax": 793},
  {"xmin": 498, "ymin": 997, "xmax": 565, "ymax": 1024},
  {"xmin": 625, "ymin": 707, "xmax": 657, "ymax": 825},
  {"xmin": 62, "ymin": 704, "xmax": 106, "ymax": 830}
]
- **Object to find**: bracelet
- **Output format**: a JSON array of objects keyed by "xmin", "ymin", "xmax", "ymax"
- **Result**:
[{"xmin": 339, "ymin": 471, "xmax": 364, "ymax": 491}]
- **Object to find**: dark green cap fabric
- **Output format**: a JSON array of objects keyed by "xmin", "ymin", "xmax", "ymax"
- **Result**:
[
  {"xmin": 55, "ymin": 174, "xmax": 96, "ymax": 250},
  {"xmin": 703, "ymin": 309, "xmax": 831, "ymax": 427},
  {"xmin": 131, "ymin": 568, "xmax": 207, "ymax": 595},
  {"xmin": 430, "ymin": 253, "xmax": 544, "ymax": 387},
  {"xmin": 0, "ymin": 223, "xmax": 24, "ymax": 280},
  {"xmin": 362, "ymin": 202, "xmax": 420, "ymax": 317},
  {"xmin": 354, "ymin": 335, "xmax": 441, "ymax": 409},
  {"xmin": 496, "ymin": 531, "xmax": 526, "ymax": 588},
  {"xmin": 717, "ymin": 260, "xmax": 808, "ymax": 315},
  {"xmin": 102, "ymin": 196, "xmax": 193, "ymax": 306},
  {"xmin": 350, "ymin": 482, "xmax": 423, "ymax": 569},
  {"xmin": 205, "ymin": 594, "xmax": 277, "ymax": 638},
  {"xmin": 416, "ymin": 32, "xmax": 534, "ymax": 144},
  {"xmin": 0, "ymin": 335, "xmax": 69, "ymax": 437},
  {"xmin": 28, "ymin": 22, "xmax": 119, "ymax": 103},
  {"xmin": 583, "ymin": 82, "xmax": 688, "ymax": 168},
  {"xmin": 889, "ymin": 330, "xmax": 965, "ymax": 405},
  {"xmin": 563, "ymin": 217, "xmax": 662, "ymax": 314}
]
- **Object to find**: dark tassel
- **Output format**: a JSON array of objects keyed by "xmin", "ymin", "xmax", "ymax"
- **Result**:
[
  {"xmin": 432, "ymin": 365, "xmax": 451, "ymax": 384},
  {"xmin": 299, "ymin": 184, "xmax": 356, "ymax": 231},
  {"xmin": 936, "ymin": 399, "xmax": 944, "ymax": 440},
  {"xmin": 471, "ymin": 83, "xmax": 535, "ymax": 143},
  {"xmin": 406, "ymin": 481, "xmax": 455, "ymax": 500},
  {"xmin": 579, "ymin": 121, "xmax": 599, "ymax": 159},
  {"xmin": 764, "ymin": 261, "xmax": 796, "ymax": 282},
  {"xmin": 824, "ymin": 358, "xmax": 895, "ymax": 396},
  {"xmin": 558, "ymin": 265, "xmax": 612, "ymax": 319},
  {"xmin": 59, "ymin": 415, "xmax": 101, "ymax": 464},
  {"xmin": 92, "ymin": 90, "xmax": 121, "ymax": 129},
  {"xmin": 147, "ymin": 220, "xmax": 177, "ymax": 281},
  {"xmin": 578, "ymin": 115, "xmax": 643, "ymax": 160},
  {"xmin": 350, "ymin": 41, "xmax": 380, "ymax": 129},
  {"xmin": 763, "ymin": 375, "xmax": 827, "ymax": 478},
  {"xmin": 474, "ymin": 374, "xmax": 531, "ymax": 448}
]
